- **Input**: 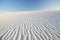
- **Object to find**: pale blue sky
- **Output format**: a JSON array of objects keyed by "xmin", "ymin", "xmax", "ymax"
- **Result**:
[{"xmin": 0, "ymin": 0, "xmax": 60, "ymax": 12}]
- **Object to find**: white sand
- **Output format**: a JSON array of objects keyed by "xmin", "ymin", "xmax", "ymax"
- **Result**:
[{"xmin": 0, "ymin": 10, "xmax": 60, "ymax": 40}]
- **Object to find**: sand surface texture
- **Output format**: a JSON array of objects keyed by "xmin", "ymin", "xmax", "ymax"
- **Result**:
[{"xmin": 0, "ymin": 11, "xmax": 60, "ymax": 40}]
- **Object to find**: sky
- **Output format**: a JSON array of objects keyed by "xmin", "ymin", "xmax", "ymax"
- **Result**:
[{"xmin": 0, "ymin": 0, "xmax": 60, "ymax": 12}]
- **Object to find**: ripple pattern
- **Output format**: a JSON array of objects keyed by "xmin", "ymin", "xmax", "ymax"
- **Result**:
[{"xmin": 0, "ymin": 12, "xmax": 60, "ymax": 40}]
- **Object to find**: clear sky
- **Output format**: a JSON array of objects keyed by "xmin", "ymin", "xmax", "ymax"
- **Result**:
[{"xmin": 0, "ymin": 0, "xmax": 60, "ymax": 12}]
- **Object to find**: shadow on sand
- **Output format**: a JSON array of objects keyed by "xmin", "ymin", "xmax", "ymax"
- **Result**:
[{"xmin": 0, "ymin": 37, "xmax": 2, "ymax": 40}]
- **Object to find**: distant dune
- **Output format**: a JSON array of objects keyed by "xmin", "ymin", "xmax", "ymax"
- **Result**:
[{"xmin": 0, "ymin": 10, "xmax": 60, "ymax": 40}]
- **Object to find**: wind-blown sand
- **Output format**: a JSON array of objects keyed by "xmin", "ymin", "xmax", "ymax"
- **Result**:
[{"xmin": 0, "ymin": 11, "xmax": 60, "ymax": 40}]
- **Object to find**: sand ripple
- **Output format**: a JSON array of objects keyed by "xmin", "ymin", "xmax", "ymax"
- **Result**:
[{"xmin": 0, "ymin": 12, "xmax": 60, "ymax": 40}]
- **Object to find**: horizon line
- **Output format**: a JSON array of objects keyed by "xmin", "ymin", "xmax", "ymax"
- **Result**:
[{"xmin": 0, "ymin": 9, "xmax": 60, "ymax": 13}]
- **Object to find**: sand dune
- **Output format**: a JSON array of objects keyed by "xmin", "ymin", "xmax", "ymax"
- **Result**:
[{"xmin": 0, "ymin": 11, "xmax": 60, "ymax": 40}]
